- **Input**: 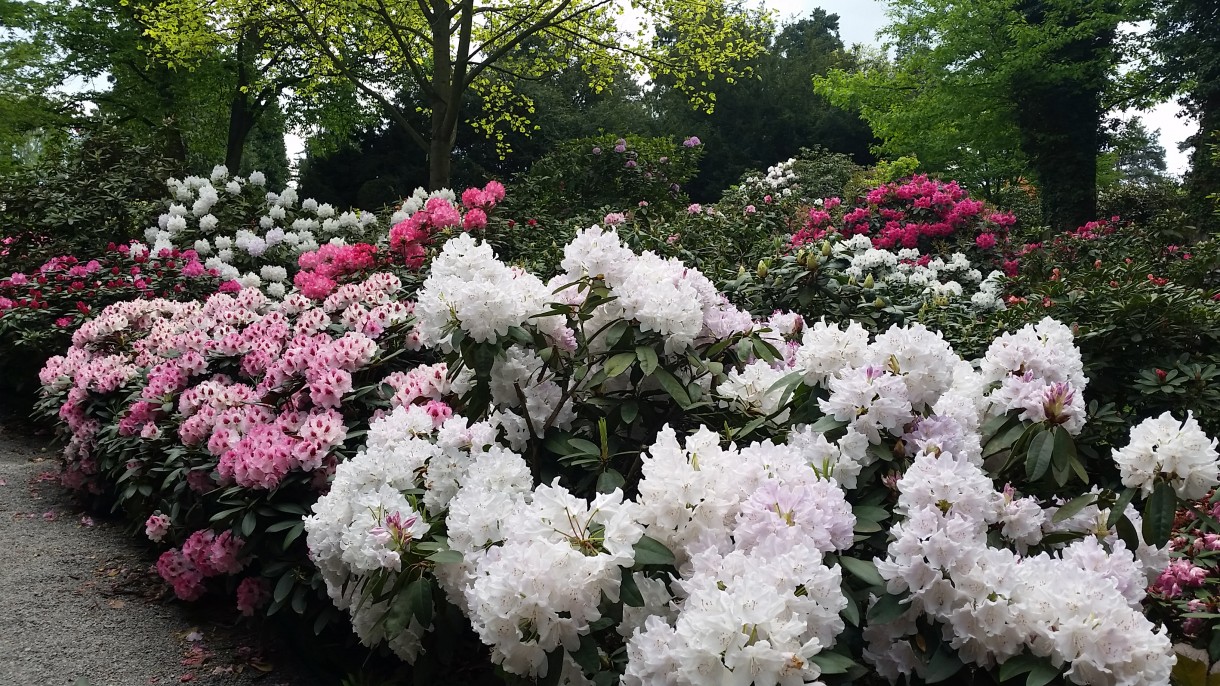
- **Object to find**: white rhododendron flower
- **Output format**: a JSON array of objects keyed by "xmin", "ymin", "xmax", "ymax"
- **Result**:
[{"xmin": 1113, "ymin": 411, "xmax": 1220, "ymax": 499}]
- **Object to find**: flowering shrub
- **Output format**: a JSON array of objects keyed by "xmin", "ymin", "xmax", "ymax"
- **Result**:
[
  {"xmin": 791, "ymin": 174, "xmax": 1017, "ymax": 259},
  {"xmin": 295, "ymin": 228, "xmax": 1206, "ymax": 685},
  {"xmin": 0, "ymin": 242, "xmax": 219, "ymax": 405},
  {"xmin": 25, "ymin": 156, "xmax": 1220, "ymax": 682},
  {"xmin": 144, "ymin": 166, "xmax": 384, "ymax": 291},
  {"xmin": 35, "ymin": 273, "xmax": 429, "ymax": 622},
  {"xmin": 1145, "ymin": 488, "xmax": 1220, "ymax": 667},
  {"xmin": 1001, "ymin": 218, "xmax": 1220, "ymax": 438}
]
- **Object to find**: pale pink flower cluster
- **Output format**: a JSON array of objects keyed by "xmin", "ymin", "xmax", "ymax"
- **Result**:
[{"xmin": 39, "ymin": 273, "xmax": 416, "ymax": 493}]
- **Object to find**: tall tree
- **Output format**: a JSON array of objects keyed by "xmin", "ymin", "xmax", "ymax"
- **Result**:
[
  {"xmin": 141, "ymin": 0, "xmax": 313, "ymax": 173},
  {"xmin": 651, "ymin": 11, "xmax": 876, "ymax": 200},
  {"xmin": 1148, "ymin": 0, "xmax": 1220, "ymax": 229},
  {"xmin": 815, "ymin": 0, "xmax": 1139, "ymax": 229},
  {"xmin": 298, "ymin": 56, "xmax": 653, "ymax": 207},
  {"xmin": 146, "ymin": 0, "xmax": 770, "ymax": 189}
]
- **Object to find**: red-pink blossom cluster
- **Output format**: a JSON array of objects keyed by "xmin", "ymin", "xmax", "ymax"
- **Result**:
[
  {"xmin": 0, "ymin": 242, "xmax": 215, "ymax": 319},
  {"xmin": 389, "ymin": 182, "xmax": 505, "ymax": 269},
  {"xmin": 791, "ymin": 175, "xmax": 1016, "ymax": 252},
  {"xmin": 236, "ymin": 577, "xmax": 271, "ymax": 616},
  {"xmin": 156, "ymin": 529, "xmax": 246, "ymax": 600},
  {"xmin": 1071, "ymin": 216, "xmax": 1122, "ymax": 240},
  {"xmin": 293, "ymin": 243, "xmax": 380, "ymax": 300}
]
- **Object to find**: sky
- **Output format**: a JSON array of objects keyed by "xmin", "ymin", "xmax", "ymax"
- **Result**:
[{"xmin": 769, "ymin": 0, "xmax": 1195, "ymax": 176}]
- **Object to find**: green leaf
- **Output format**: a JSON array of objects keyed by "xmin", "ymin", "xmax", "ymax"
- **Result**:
[
  {"xmin": 652, "ymin": 367, "xmax": 692, "ymax": 408},
  {"xmin": 426, "ymin": 550, "xmax": 463, "ymax": 564},
  {"xmin": 570, "ymin": 635, "xmax": 600, "ymax": 674},
  {"xmin": 752, "ymin": 337, "xmax": 780, "ymax": 363},
  {"xmin": 636, "ymin": 345, "xmax": 659, "ymax": 375},
  {"xmin": 539, "ymin": 647, "xmax": 565, "ymax": 686},
  {"xmin": 596, "ymin": 469, "xmax": 625, "ymax": 493},
  {"xmin": 265, "ymin": 519, "xmax": 299, "ymax": 533},
  {"xmin": 807, "ymin": 415, "xmax": 848, "ymax": 433},
  {"xmin": 1024, "ymin": 429, "xmax": 1054, "ymax": 481},
  {"xmin": 273, "ymin": 571, "xmax": 294, "ymax": 603},
  {"xmin": 568, "ymin": 438, "xmax": 601, "ymax": 456},
  {"xmin": 1142, "ymin": 480, "xmax": 1177, "ymax": 547},
  {"xmin": 1026, "ymin": 660, "xmax": 1061, "ymax": 686},
  {"xmin": 809, "ymin": 651, "xmax": 858, "ymax": 675},
  {"xmin": 633, "ymin": 535, "xmax": 676, "ymax": 567},
  {"xmin": 619, "ymin": 571, "xmax": 645, "ymax": 607},
  {"xmin": 867, "ymin": 593, "xmax": 908, "ymax": 623},
  {"xmin": 406, "ymin": 577, "xmax": 434, "ymax": 628},
  {"xmin": 998, "ymin": 654, "xmax": 1040, "ymax": 682},
  {"xmin": 1115, "ymin": 513, "xmax": 1141, "ymax": 551},
  {"xmin": 620, "ymin": 400, "xmax": 639, "ymax": 424},
  {"xmin": 838, "ymin": 556, "xmax": 885, "ymax": 587},
  {"xmin": 604, "ymin": 352, "xmax": 636, "ymax": 379},
  {"xmin": 1051, "ymin": 493, "xmax": 1097, "ymax": 523},
  {"xmin": 852, "ymin": 505, "xmax": 889, "ymax": 523},
  {"xmin": 604, "ymin": 320, "xmax": 630, "ymax": 348},
  {"xmin": 924, "ymin": 645, "xmax": 963, "ymax": 683},
  {"xmin": 282, "ymin": 521, "xmax": 304, "ymax": 550},
  {"xmin": 240, "ymin": 510, "xmax": 257, "ymax": 537},
  {"xmin": 1106, "ymin": 488, "xmax": 1137, "ymax": 528}
]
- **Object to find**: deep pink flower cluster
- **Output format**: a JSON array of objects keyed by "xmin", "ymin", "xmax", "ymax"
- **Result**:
[
  {"xmin": 156, "ymin": 528, "xmax": 246, "ymax": 600},
  {"xmin": 389, "ymin": 183, "xmax": 504, "ymax": 269},
  {"xmin": 791, "ymin": 175, "xmax": 1016, "ymax": 251},
  {"xmin": 1151, "ymin": 558, "xmax": 1209, "ymax": 599},
  {"xmin": 1071, "ymin": 216, "xmax": 1122, "ymax": 240},
  {"xmin": 0, "ymin": 241, "xmax": 216, "ymax": 320},
  {"xmin": 293, "ymin": 243, "xmax": 380, "ymax": 300}
]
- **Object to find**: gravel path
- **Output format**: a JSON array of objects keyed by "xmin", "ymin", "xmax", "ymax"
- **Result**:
[{"xmin": 0, "ymin": 426, "xmax": 320, "ymax": 686}]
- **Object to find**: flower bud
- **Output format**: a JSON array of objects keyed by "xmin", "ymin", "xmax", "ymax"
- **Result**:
[
  {"xmin": 863, "ymin": 273, "xmax": 875, "ymax": 289},
  {"xmin": 874, "ymin": 297, "xmax": 886, "ymax": 308},
  {"xmin": 757, "ymin": 260, "xmax": 769, "ymax": 278},
  {"xmin": 820, "ymin": 241, "xmax": 832, "ymax": 257}
]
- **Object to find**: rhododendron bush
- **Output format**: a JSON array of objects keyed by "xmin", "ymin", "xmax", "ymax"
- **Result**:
[
  {"xmin": 27, "ymin": 162, "xmax": 1220, "ymax": 685},
  {"xmin": 1, "ymin": 241, "xmax": 220, "ymax": 402},
  {"xmin": 295, "ymin": 228, "xmax": 1211, "ymax": 685},
  {"xmin": 36, "ymin": 272, "xmax": 430, "ymax": 622}
]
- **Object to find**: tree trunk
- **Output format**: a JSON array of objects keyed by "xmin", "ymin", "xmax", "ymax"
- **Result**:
[
  {"xmin": 1011, "ymin": 1, "xmax": 1113, "ymax": 231},
  {"xmin": 224, "ymin": 92, "xmax": 255, "ymax": 173},
  {"xmin": 1013, "ymin": 80, "xmax": 1101, "ymax": 231},
  {"xmin": 427, "ymin": 1, "xmax": 456, "ymax": 190}
]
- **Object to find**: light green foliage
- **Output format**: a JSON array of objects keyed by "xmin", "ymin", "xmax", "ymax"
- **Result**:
[
  {"xmin": 814, "ymin": 0, "xmax": 1143, "ymax": 204},
  {"xmin": 142, "ymin": 0, "xmax": 770, "ymax": 187}
]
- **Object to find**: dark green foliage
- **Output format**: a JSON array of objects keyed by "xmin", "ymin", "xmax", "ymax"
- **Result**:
[
  {"xmin": 1148, "ymin": 0, "xmax": 1220, "ymax": 231},
  {"xmin": 0, "ymin": 123, "xmax": 183, "ymax": 272},
  {"xmin": 651, "ymin": 13, "xmax": 876, "ymax": 202}
]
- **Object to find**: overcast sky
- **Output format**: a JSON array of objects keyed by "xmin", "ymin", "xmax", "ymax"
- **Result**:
[{"xmin": 767, "ymin": 0, "xmax": 1194, "ymax": 176}]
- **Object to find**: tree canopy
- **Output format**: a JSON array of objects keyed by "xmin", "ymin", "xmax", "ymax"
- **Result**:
[
  {"xmin": 815, "ymin": 0, "xmax": 1143, "ymax": 229},
  {"xmin": 144, "ymin": 0, "xmax": 771, "ymax": 188}
]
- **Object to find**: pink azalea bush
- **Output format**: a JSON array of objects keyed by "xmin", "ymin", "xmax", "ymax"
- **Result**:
[
  {"xmin": 0, "ymin": 241, "xmax": 220, "ymax": 402},
  {"xmin": 791, "ymin": 174, "xmax": 1017, "ymax": 257},
  {"xmin": 36, "ymin": 271, "xmax": 434, "ymax": 616}
]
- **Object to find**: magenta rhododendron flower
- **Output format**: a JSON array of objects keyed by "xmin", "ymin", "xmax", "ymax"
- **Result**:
[{"xmin": 236, "ymin": 577, "xmax": 270, "ymax": 616}]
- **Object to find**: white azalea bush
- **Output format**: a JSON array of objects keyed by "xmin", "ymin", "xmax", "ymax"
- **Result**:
[
  {"xmin": 303, "ymin": 226, "xmax": 1216, "ymax": 685},
  {"xmin": 143, "ymin": 165, "xmax": 482, "ymax": 296}
]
